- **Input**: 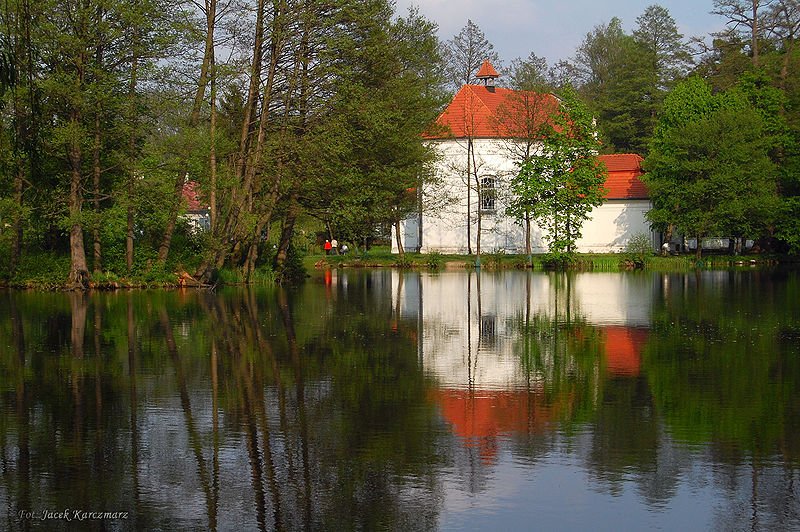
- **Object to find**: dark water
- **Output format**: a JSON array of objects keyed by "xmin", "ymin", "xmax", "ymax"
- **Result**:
[{"xmin": 1, "ymin": 269, "xmax": 799, "ymax": 531}]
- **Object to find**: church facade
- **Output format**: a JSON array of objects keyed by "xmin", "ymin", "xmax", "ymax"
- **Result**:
[{"xmin": 391, "ymin": 61, "xmax": 653, "ymax": 255}]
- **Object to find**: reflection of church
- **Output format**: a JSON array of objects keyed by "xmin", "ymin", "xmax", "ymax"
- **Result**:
[{"xmin": 391, "ymin": 271, "xmax": 654, "ymax": 463}]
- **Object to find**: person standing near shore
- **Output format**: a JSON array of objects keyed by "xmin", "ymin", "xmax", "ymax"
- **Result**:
[
  {"xmin": 324, "ymin": 239, "xmax": 332, "ymax": 255},
  {"xmin": 331, "ymin": 238, "xmax": 339, "ymax": 255}
]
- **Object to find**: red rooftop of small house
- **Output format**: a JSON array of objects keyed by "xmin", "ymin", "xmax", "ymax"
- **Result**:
[
  {"xmin": 182, "ymin": 181, "xmax": 206, "ymax": 211},
  {"xmin": 598, "ymin": 154, "xmax": 648, "ymax": 200}
]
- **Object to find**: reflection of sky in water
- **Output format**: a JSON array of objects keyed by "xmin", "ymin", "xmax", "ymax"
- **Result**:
[{"xmin": 439, "ymin": 436, "xmax": 716, "ymax": 532}]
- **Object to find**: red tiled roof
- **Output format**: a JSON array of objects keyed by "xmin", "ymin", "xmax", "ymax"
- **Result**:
[
  {"xmin": 182, "ymin": 181, "xmax": 206, "ymax": 211},
  {"xmin": 426, "ymin": 84, "xmax": 560, "ymax": 139},
  {"xmin": 476, "ymin": 59, "xmax": 499, "ymax": 79},
  {"xmin": 427, "ymin": 76, "xmax": 649, "ymax": 200},
  {"xmin": 598, "ymin": 154, "xmax": 648, "ymax": 199}
]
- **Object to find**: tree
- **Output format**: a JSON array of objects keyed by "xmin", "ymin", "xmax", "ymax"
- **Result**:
[
  {"xmin": 443, "ymin": 20, "xmax": 499, "ymax": 91},
  {"xmin": 764, "ymin": 0, "xmax": 800, "ymax": 88},
  {"xmin": 633, "ymin": 4, "xmax": 693, "ymax": 89},
  {"xmin": 507, "ymin": 53, "xmax": 550, "ymax": 91},
  {"xmin": 491, "ymin": 82, "xmax": 559, "ymax": 258},
  {"xmin": 573, "ymin": 17, "xmax": 660, "ymax": 153},
  {"xmin": 0, "ymin": 37, "xmax": 15, "ymax": 96},
  {"xmin": 712, "ymin": 0, "xmax": 774, "ymax": 66},
  {"xmin": 643, "ymin": 77, "xmax": 780, "ymax": 257},
  {"xmin": 509, "ymin": 86, "xmax": 608, "ymax": 260}
]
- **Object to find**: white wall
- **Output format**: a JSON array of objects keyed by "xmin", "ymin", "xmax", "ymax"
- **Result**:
[{"xmin": 391, "ymin": 138, "xmax": 654, "ymax": 254}]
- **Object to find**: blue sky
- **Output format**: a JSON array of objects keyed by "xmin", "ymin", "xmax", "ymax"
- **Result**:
[{"xmin": 394, "ymin": 0, "xmax": 727, "ymax": 66}]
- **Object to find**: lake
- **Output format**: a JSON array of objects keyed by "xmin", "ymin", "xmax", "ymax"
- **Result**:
[{"xmin": 1, "ymin": 269, "xmax": 799, "ymax": 530}]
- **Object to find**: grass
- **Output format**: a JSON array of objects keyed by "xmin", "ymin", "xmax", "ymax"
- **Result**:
[{"xmin": 307, "ymin": 246, "xmax": 790, "ymax": 273}]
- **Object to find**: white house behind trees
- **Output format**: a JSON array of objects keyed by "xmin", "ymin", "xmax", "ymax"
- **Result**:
[{"xmin": 391, "ymin": 61, "xmax": 653, "ymax": 255}]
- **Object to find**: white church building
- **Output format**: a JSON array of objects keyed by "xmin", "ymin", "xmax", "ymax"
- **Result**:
[{"xmin": 391, "ymin": 60, "xmax": 653, "ymax": 255}]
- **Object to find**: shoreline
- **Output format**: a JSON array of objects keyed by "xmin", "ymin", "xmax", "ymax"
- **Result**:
[{"xmin": 2, "ymin": 252, "xmax": 795, "ymax": 291}]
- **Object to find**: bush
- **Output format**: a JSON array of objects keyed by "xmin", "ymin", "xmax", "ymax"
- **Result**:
[
  {"xmin": 425, "ymin": 251, "xmax": 443, "ymax": 270},
  {"xmin": 542, "ymin": 252, "xmax": 576, "ymax": 270},
  {"xmin": 9, "ymin": 252, "xmax": 70, "ymax": 288},
  {"xmin": 487, "ymin": 249, "xmax": 506, "ymax": 269},
  {"xmin": 621, "ymin": 232, "xmax": 654, "ymax": 270},
  {"xmin": 394, "ymin": 256, "xmax": 413, "ymax": 268},
  {"xmin": 275, "ymin": 243, "xmax": 307, "ymax": 284}
]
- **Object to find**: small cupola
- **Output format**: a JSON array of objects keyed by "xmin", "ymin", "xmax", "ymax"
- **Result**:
[{"xmin": 475, "ymin": 59, "xmax": 499, "ymax": 87}]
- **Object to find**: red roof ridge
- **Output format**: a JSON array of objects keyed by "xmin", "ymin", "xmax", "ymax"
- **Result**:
[{"xmin": 599, "ymin": 153, "xmax": 643, "ymax": 161}]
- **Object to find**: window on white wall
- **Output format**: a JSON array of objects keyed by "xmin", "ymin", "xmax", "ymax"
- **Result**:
[{"xmin": 480, "ymin": 176, "xmax": 496, "ymax": 213}]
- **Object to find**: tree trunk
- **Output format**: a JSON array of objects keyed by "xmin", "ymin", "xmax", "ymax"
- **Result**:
[
  {"xmin": 466, "ymin": 138, "xmax": 472, "ymax": 254},
  {"xmin": 126, "ymin": 29, "xmax": 139, "ymax": 273},
  {"xmin": 92, "ymin": 111, "xmax": 102, "ymax": 274},
  {"xmin": 751, "ymin": 0, "xmax": 759, "ymax": 67},
  {"xmin": 471, "ymin": 138, "xmax": 480, "ymax": 265},
  {"xmin": 524, "ymin": 210, "xmax": 531, "ymax": 259},
  {"xmin": 157, "ymin": 0, "xmax": 218, "ymax": 265},
  {"xmin": 394, "ymin": 219, "xmax": 405, "ymax": 259},
  {"xmin": 67, "ymin": 112, "xmax": 89, "ymax": 290},
  {"xmin": 209, "ymin": 50, "xmax": 217, "ymax": 233},
  {"xmin": 11, "ymin": 166, "xmax": 24, "ymax": 275},
  {"xmin": 276, "ymin": 193, "xmax": 301, "ymax": 268}
]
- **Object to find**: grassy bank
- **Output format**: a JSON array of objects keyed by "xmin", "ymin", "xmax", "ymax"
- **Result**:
[
  {"xmin": 307, "ymin": 247, "xmax": 791, "ymax": 273},
  {"xmin": 0, "ymin": 251, "xmax": 278, "ymax": 290}
]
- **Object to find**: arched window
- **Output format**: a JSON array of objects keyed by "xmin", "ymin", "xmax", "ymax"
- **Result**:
[{"xmin": 480, "ymin": 176, "xmax": 496, "ymax": 213}]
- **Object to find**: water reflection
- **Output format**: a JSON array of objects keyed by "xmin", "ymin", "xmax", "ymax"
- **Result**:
[{"xmin": 0, "ymin": 269, "xmax": 798, "ymax": 530}]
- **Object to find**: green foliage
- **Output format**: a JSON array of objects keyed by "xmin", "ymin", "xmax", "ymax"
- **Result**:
[
  {"xmin": 9, "ymin": 252, "xmax": 70, "ymax": 288},
  {"xmin": 424, "ymin": 251, "xmax": 443, "ymax": 270},
  {"xmin": 542, "ymin": 252, "xmax": 577, "ymax": 270},
  {"xmin": 249, "ymin": 266, "xmax": 276, "ymax": 285},
  {"xmin": 274, "ymin": 243, "xmax": 307, "ymax": 284},
  {"xmin": 486, "ymin": 249, "xmax": 506, "ymax": 269},
  {"xmin": 508, "ymin": 86, "xmax": 608, "ymax": 258},
  {"xmin": 137, "ymin": 262, "xmax": 178, "ymax": 285},
  {"xmin": 776, "ymin": 196, "xmax": 800, "ymax": 255},
  {"xmin": 216, "ymin": 268, "xmax": 244, "ymax": 285},
  {"xmin": 394, "ymin": 256, "xmax": 413, "ymax": 268},
  {"xmin": 644, "ymin": 78, "xmax": 780, "ymax": 249},
  {"xmin": 309, "ymin": 5, "xmax": 445, "ymax": 250},
  {"xmin": 621, "ymin": 232, "xmax": 654, "ymax": 269}
]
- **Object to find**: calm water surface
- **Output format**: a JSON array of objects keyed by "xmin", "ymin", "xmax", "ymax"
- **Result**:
[{"xmin": 1, "ymin": 269, "xmax": 799, "ymax": 530}]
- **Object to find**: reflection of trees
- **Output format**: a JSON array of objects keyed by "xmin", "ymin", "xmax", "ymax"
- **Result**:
[
  {"xmin": 512, "ymin": 273, "xmax": 603, "ymax": 419},
  {"xmin": 510, "ymin": 273, "xmax": 671, "ymax": 502},
  {"xmin": 645, "ymin": 270, "xmax": 800, "ymax": 528},
  {"xmin": 646, "ymin": 271, "xmax": 800, "ymax": 459},
  {"xmin": 0, "ymin": 273, "xmax": 445, "ymax": 530}
]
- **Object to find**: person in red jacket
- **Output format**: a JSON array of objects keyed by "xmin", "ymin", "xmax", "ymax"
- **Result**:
[{"xmin": 324, "ymin": 239, "xmax": 332, "ymax": 255}]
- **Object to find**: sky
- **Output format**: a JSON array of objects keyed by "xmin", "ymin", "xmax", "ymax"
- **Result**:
[{"xmin": 393, "ymin": 0, "xmax": 728, "ymax": 67}]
